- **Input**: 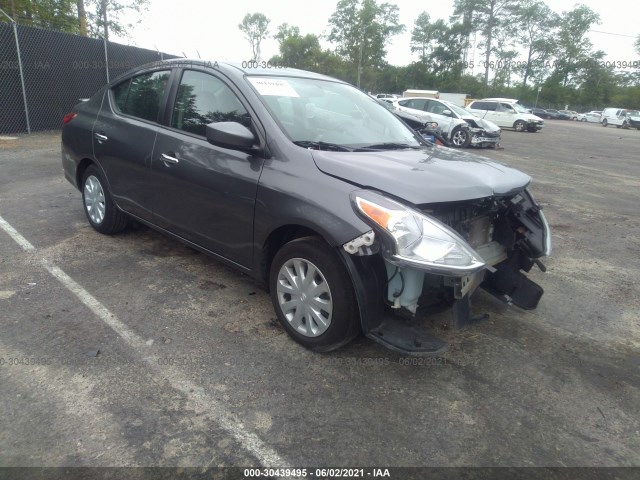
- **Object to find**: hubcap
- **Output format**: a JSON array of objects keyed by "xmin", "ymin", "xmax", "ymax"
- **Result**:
[
  {"xmin": 452, "ymin": 130, "xmax": 466, "ymax": 146},
  {"xmin": 84, "ymin": 175, "xmax": 106, "ymax": 224},
  {"xmin": 276, "ymin": 258, "xmax": 333, "ymax": 337}
]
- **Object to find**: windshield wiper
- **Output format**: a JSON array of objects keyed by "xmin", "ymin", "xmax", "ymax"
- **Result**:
[
  {"xmin": 355, "ymin": 142, "xmax": 422, "ymax": 151},
  {"xmin": 293, "ymin": 140, "xmax": 354, "ymax": 152}
]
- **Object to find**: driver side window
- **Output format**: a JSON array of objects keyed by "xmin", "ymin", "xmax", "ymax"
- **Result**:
[
  {"xmin": 500, "ymin": 103, "xmax": 515, "ymax": 112},
  {"xmin": 171, "ymin": 70, "xmax": 251, "ymax": 136}
]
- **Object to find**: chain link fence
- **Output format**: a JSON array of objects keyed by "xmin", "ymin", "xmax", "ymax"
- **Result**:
[{"xmin": 0, "ymin": 21, "xmax": 177, "ymax": 134}]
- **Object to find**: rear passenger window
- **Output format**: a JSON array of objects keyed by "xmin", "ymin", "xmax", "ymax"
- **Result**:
[
  {"xmin": 406, "ymin": 99, "xmax": 427, "ymax": 110},
  {"xmin": 112, "ymin": 70, "xmax": 170, "ymax": 122},
  {"xmin": 474, "ymin": 102, "xmax": 496, "ymax": 111},
  {"xmin": 171, "ymin": 70, "xmax": 251, "ymax": 136}
]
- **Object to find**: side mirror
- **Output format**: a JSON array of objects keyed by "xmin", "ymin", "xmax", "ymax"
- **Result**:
[
  {"xmin": 442, "ymin": 109, "xmax": 452, "ymax": 116},
  {"xmin": 206, "ymin": 122, "xmax": 256, "ymax": 151}
]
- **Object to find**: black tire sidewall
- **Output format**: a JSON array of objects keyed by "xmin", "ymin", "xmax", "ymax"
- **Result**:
[{"xmin": 269, "ymin": 237, "xmax": 359, "ymax": 352}]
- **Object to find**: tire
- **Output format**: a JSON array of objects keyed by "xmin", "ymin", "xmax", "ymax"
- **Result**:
[
  {"xmin": 82, "ymin": 165, "xmax": 128, "ymax": 234},
  {"xmin": 581, "ymin": 118, "xmax": 586, "ymax": 122},
  {"xmin": 602, "ymin": 119, "xmax": 608, "ymax": 127},
  {"xmin": 450, "ymin": 127, "xmax": 471, "ymax": 148},
  {"xmin": 269, "ymin": 237, "xmax": 359, "ymax": 352},
  {"xmin": 514, "ymin": 120, "xmax": 526, "ymax": 132}
]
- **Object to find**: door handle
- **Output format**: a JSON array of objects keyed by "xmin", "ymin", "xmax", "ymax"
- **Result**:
[
  {"xmin": 161, "ymin": 153, "xmax": 179, "ymax": 165},
  {"xmin": 94, "ymin": 132, "xmax": 108, "ymax": 142}
]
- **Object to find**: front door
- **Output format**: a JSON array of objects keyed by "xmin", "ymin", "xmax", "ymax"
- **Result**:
[{"xmin": 150, "ymin": 69, "xmax": 264, "ymax": 267}]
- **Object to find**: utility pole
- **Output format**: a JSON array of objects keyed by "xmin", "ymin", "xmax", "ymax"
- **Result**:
[
  {"xmin": 534, "ymin": 86, "xmax": 541, "ymax": 108},
  {"xmin": 101, "ymin": 0, "xmax": 109, "ymax": 41},
  {"xmin": 357, "ymin": 40, "xmax": 363, "ymax": 88}
]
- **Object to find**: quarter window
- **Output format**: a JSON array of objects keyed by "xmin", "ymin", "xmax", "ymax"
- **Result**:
[
  {"xmin": 172, "ymin": 70, "xmax": 251, "ymax": 136},
  {"xmin": 111, "ymin": 70, "xmax": 170, "ymax": 122}
]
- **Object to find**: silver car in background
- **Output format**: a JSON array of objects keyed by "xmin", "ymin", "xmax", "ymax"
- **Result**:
[{"xmin": 393, "ymin": 97, "xmax": 501, "ymax": 148}]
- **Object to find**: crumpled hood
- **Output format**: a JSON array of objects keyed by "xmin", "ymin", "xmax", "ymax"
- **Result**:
[
  {"xmin": 464, "ymin": 116, "xmax": 500, "ymax": 132},
  {"xmin": 312, "ymin": 147, "xmax": 531, "ymax": 204}
]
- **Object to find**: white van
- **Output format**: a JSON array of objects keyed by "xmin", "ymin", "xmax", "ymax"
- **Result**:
[
  {"xmin": 601, "ymin": 108, "xmax": 640, "ymax": 129},
  {"xmin": 467, "ymin": 98, "xmax": 544, "ymax": 132}
]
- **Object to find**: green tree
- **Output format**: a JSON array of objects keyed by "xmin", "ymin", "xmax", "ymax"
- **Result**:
[
  {"xmin": 270, "ymin": 33, "xmax": 323, "ymax": 71},
  {"xmin": 452, "ymin": 0, "xmax": 518, "ymax": 92},
  {"xmin": 552, "ymin": 4, "xmax": 601, "ymax": 86},
  {"xmin": 238, "ymin": 12, "xmax": 270, "ymax": 62},
  {"xmin": 87, "ymin": 0, "xmax": 149, "ymax": 40},
  {"xmin": 410, "ymin": 12, "xmax": 440, "ymax": 62},
  {"xmin": 428, "ymin": 21, "xmax": 467, "ymax": 78},
  {"xmin": 511, "ymin": 0, "xmax": 558, "ymax": 87},
  {"xmin": 328, "ymin": 0, "xmax": 404, "ymax": 87},
  {"xmin": 274, "ymin": 22, "xmax": 300, "ymax": 45},
  {"xmin": 0, "ymin": 0, "xmax": 80, "ymax": 33}
]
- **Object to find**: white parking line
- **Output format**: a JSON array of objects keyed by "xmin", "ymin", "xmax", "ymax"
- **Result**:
[
  {"xmin": 0, "ymin": 215, "xmax": 35, "ymax": 251},
  {"xmin": 0, "ymin": 214, "xmax": 291, "ymax": 470}
]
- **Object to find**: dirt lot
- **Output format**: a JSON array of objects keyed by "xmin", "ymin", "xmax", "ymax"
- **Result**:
[{"xmin": 1, "ymin": 120, "xmax": 639, "ymax": 472}]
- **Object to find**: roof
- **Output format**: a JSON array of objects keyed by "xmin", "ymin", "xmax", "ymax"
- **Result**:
[{"xmin": 478, "ymin": 98, "xmax": 519, "ymax": 103}]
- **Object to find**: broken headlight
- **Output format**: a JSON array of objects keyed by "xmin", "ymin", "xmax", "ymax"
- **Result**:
[{"xmin": 352, "ymin": 190, "xmax": 485, "ymax": 275}]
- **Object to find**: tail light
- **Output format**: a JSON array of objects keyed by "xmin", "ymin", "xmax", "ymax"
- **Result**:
[{"xmin": 62, "ymin": 112, "xmax": 77, "ymax": 125}]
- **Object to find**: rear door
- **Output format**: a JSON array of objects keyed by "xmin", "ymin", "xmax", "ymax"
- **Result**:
[
  {"xmin": 150, "ymin": 68, "xmax": 265, "ymax": 267},
  {"xmin": 396, "ymin": 99, "xmax": 429, "ymax": 120},
  {"xmin": 93, "ymin": 69, "xmax": 172, "ymax": 220},
  {"xmin": 469, "ymin": 101, "xmax": 500, "ymax": 124}
]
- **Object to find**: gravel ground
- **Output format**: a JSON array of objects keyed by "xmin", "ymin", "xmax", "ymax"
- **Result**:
[{"xmin": 0, "ymin": 121, "xmax": 638, "ymax": 472}]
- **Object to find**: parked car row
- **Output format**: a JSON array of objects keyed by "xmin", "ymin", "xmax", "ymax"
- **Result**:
[
  {"xmin": 577, "ymin": 111, "xmax": 602, "ymax": 123},
  {"xmin": 527, "ymin": 108, "xmax": 576, "ymax": 120}
]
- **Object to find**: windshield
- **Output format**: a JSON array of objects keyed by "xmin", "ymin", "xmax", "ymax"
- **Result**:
[
  {"xmin": 247, "ymin": 76, "xmax": 421, "ymax": 149},
  {"xmin": 626, "ymin": 110, "xmax": 639, "ymax": 116},
  {"xmin": 443, "ymin": 101, "xmax": 471, "ymax": 117}
]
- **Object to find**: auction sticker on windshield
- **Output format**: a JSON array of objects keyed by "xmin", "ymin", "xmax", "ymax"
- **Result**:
[{"xmin": 248, "ymin": 77, "xmax": 299, "ymax": 97}]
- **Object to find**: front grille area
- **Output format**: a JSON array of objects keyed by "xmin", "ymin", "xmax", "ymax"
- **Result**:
[{"xmin": 421, "ymin": 198, "xmax": 501, "ymax": 247}]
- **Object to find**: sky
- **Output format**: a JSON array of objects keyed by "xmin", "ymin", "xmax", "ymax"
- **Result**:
[{"xmin": 118, "ymin": 0, "xmax": 638, "ymax": 72}]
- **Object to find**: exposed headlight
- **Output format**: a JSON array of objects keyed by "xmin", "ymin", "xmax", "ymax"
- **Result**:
[{"xmin": 351, "ymin": 191, "xmax": 485, "ymax": 275}]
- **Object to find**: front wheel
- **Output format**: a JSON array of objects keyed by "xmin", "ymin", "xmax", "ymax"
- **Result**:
[
  {"xmin": 581, "ymin": 118, "xmax": 587, "ymax": 122},
  {"xmin": 450, "ymin": 127, "xmax": 471, "ymax": 148},
  {"xmin": 602, "ymin": 119, "xmax": 608, "ymax": 127},
  {"xmin": 514, "ymin": 120, "xmax": 526, "ymax": 132},
  {"xmin": 269, "ymin": 237, "xmax": 359, "ymax": 352},
  {"xmin": 82, "ymin": 165, "xmax": 128, "ymax": 234}
]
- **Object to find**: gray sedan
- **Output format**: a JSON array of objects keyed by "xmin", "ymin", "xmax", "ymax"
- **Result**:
[{"xmin": 61, "ymin": 60, "xmax": 551, "ymax": 354}]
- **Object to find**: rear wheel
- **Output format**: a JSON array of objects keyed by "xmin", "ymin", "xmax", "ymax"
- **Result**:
[
  {"xmin": 450, "ymin": 127, "xmax": 470, "ymax": 148},
  {"xmin": 269, "ymin": 237, "xmax": 359, "ymax": 352},
  {"xmin": 82, "ymin": 165, "xmax": 128, "ymax": 234},
  {"xmin": 514, "ymin": 120, "xmax": 526, "ymax": 132}
]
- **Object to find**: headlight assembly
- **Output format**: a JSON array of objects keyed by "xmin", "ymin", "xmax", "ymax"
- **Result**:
[{"xmin": 351, "ymin": 191, "xmax": 485, "ymax": 275}]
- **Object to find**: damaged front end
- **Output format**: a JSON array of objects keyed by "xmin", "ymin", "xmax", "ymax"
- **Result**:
[
  {"xmin": 465, "ymin": 118, "xmax": 501, "ymax": 148},
  {"xmin": 343, "ymin": 189, "xmax": 551, "ymax": 355}
]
